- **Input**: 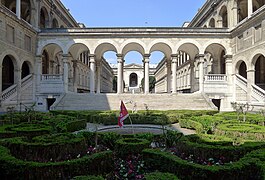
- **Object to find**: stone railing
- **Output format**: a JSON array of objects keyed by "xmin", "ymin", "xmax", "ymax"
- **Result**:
[
  {"xmin": 204, "ymin": 74, "xmax": 227, "ymax": 81},
  {"xmin": 2, "ymin": 84, "xmax": 17, "ymax": 101},
  {"xmin": 235, "ymin": 74, "xmax": 247, "ymax": 91},
  {"xmin": 252, "ymin": 83, "xmax": 265, "ymax": 102},
  {"xmin": 21, "ymin": 74, "xmax": 33, "ymax": 87},
  {"xmin": 41, "ymin": 74, "xmax": 63, "ymax": 81}
]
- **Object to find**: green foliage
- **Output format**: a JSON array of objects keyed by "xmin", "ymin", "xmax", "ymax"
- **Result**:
[
  {"xmin": 145, "ymin": 171, "xmax": 179, "ymax": 180},
  {"xmin": 1, "ymin": 133, "xmax": 87, "ymax": 162},
  {"xmin": 141, "ymin": 76, "xmax": 156, "ymax": 92},
  {"xmin": 179, "ymin": 119, "xmax": 204, "ymax": 134},
  {"xmin": 143, "ymin": 149, "xmax": 263, "ymax": 180},
  {"xmin": 164, "ymin": 130, "xmax": 183, "ymax": 148},
  {"xmin": 0, "ymin": 145, "xmax": 113, "ymax": 179},
  {"xmin": 115, "ymin": 138, "xmax": 150, "ymax": 158}
]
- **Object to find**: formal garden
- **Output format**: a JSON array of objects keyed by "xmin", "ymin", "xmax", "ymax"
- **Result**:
[{"xmin": 0, "ymin": 109, "xmax": 264, "ymax": 179}]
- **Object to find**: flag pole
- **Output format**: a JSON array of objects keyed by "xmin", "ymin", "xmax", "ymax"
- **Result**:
[{"xmin": 128, "ymin": 115, "xmax": 134, "ymax": 134}]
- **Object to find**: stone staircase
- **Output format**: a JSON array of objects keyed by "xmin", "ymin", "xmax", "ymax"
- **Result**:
[{"xmin": 53, "ymin": 92, "xmax": 216, "ymax": 111}]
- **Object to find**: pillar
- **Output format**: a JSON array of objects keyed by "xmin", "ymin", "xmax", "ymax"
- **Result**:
[
  {"xmin": 116, "ymin": 54, "xmax": 123, "ymax": 94},
  {"xmin": 15, "ymin": 69, "xmax": 22, "ymax": 106},
  {"xmin": 35, "ymin": 55, "xmax": 42, "ymax": 93},
  {"xmin": 166, "ymin": 60, "xmax": 171, "ymax": 93},
  {"xmin": 96, "ymin": 61, "xmax": 101, "ymax": 94},
  {"xmin": 190, "ymin": 60, "xmax": 195, "ymax": 92},
  {"xmin": 89, "ymin": 55, "xmax": 95, "ymax": 94},
  {"xmin": 16, "ymin": 0, "xmax": 21, "ymax": 19},
  {"xmin": 62, "ymin": 55, "xmax": 69, "ymax": 93},
  {"xmin": 0, "ymin": 65, "xmax": 2, "ymax": 105},
  {"xmin": 72, "ymin": 60, "xmax": 78, "ymax": 93},
  {"xmin": 171, "ymin": 54, "xmax": 178, "ymax": 93},
  {"xmin": 144, "ymin": 54, "xmax": 150, "ymax": 94},
  {"xmin": 247, "ymin": 69, "xmax": 255, "ymax": 102},
  {"xmin": 229, "ymin": 0, "xmax": 238, "ymax": 27},
  {"xmin": 248, "ymin": 0, "xmax": 253, "ymax": 18},
  {"xmin": 198, "ymin": 54, "xmax": 205, "ymax": 92}
]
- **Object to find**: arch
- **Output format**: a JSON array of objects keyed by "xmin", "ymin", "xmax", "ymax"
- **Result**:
[
  {"xmin": 2, "ymin": 55, "xmax": 17, "ymax": 91},
  {"xmin": 219, "ymin": 5, "xmax": 228, "ymax": 27},
  {"xmin": 52, "ymin": 18, "xmax": 59, "ymax": 28},
  {"xmin": 238, "ymin": 0, "xmax": 248, "ymax": 22},
  {"xmin": 120, "ymin": 40, "xmax": 146, "ymax": 56},
  {"xmin": 68, "ymin": 43, "xmax": 90, "ymax": 60},
  {"xmin": 254, "ymin": 54, "xmax": 265, "ymax": 89},
  {"xmin": 148, "ymin": 42, "xmax": 172, "ymax": 60},
  {"xmin": 40, "ymin": 6, "xmax": 49, "ymax": 28},
  {"xmin": 94, "ymin": 42, "xmax": 118, "ymax": 60},
  {"xmin": 204, "ymin": 43, "xmax": 227, "ymax": 74},
  {"xmin": 177, "ymin": 42, "xmax": 200, "ymax": 60},
  {"xmin": 209, "ymin": 18, "xmax": 215, "ymax": 28},
  {"xmin": 21, "ymin": 61, "xmax": 32, "ymax": 78},
  {"xmin": 236, "ymin": 60, "xmax": 247, "ymax": 79},
  {"xmin": 250, "ymin": 49, "xmax": 265, "ymax": 66},
  {"xmin": 129, "ymin": 73, "xmax": 138, "ymax": 87}
]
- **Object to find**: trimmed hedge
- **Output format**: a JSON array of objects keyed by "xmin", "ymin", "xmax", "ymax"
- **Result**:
[
  {"xmin": 143, "ymin": 149, "xmax": 263, "ymax": 180},
  {"xmin": 216, "ymin": 123, "xmax": 265, "ymax": 141},
  {"xmin": 175, "ymin": 135, "xmax": 265, "ymax": 162},
  {"xmin": 115, "ymin": 138, "xmax": 150, "ymax": 158},
  {"xmin": 0, "ymin": 145, "xmax": 113, "ymax": 179},
  {"xmin": 179, "ymin": 119, "xmax": 203, "ymax": 134},
  {"xmin": 73, "ymin": 175, "xmax": 104, "ymax": 180},
  {"xmin": 1, "ymin": 133, "xmax": 87, "ymax": 162}
]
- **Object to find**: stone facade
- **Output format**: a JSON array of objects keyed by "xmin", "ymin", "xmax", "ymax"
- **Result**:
[{"xmin": 0, "ymin": 0, "xmax": 265, "ymax": 112}]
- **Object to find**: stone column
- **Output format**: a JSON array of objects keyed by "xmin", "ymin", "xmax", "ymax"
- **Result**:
[
  {"xmin": 144, "ymin": 54, "xmax": 150, "ymax": 94},
  {"xmin": 16, "ymin": 0, "xmax": 21, "ymax": 19},
  {"xmin": 0, "ymin": 65, "xmax": 2, "ymax": 106},
  {"xmin": 117, "ymin": 54, "xmax": 123, "ymax": 94},
  {"xmin": 166, "ymin": 60, "xmax": 171, "ymax": 93},
  {"xmin": 89, "ymin": 55, "xmax": 95, "ymax": 94},
  {"xmin": 198, "ymin": 54, "xmax": 205, "ymax": 92},
  {"xmin": 247, "ymin": 69, "xmax": 255, "ymax": 102},
  {"xmin": 96, "ymin": 61, "xmax": 101, "ymax": 94},
  {"xmin": 248, "ymin": 0, "xmax": 253, "ymax": 18},
  {"xmin": 190, "ymin": 60, "xmax": 195, "ymax": 92},
  {"xmin": 15, "ymin": 69, "xmax": 22, "ymax": 106},
  {"xmin": 231, "ymin": 1, "xmax": 238, "ymax": 27},
  {"xmin": 171, "ymin": 54, "xmax": 178, "ymax": 93},
  {"xmin": 62, "ymin": 55, "xmax": 69, "ymax": 93},
  {"xmin": 35, "ymin": 55, "xmax": 42, "ymax": 93},
  {"xmin": 72, "ymin": 60, "xmax": 78, "ymax": 93}
]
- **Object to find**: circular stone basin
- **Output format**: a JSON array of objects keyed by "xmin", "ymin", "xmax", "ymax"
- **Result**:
[{"xmin": 97, "ymin": 125, "xmax": 171, "ymax": 134}]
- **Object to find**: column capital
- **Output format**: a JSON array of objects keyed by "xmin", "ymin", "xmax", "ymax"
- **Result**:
[
  {"xmin": 171, "ymin": 54, "xmax": 178, "ymax": 58},
  {"xmin": 144, "ymin": 54, "xmax": 151, "ymax": 58},
  {"xmin": 224, "ymin": 54, "xmax": 233, "ymax": 59},
  {"xmin": 116, "ymin": 54, "xmax": 123, "ymax": 59},
  {"xmin": 89, "ymin": 54, "xmax": 95, "ymax": 58}
]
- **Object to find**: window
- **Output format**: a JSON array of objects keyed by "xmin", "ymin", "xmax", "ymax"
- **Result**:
[{"xmin": 24, "ymin": 35, "xmax": 31, "ymax": 52}]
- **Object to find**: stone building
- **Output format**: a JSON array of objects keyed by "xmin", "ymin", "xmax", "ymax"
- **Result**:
[{"xmin": 0, "ymin": 0, "xmax": 265, "ymax": 111}]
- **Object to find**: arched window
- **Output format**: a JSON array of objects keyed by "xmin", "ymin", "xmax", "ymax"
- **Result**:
[
  {"xmin": 238, "ymin": 0, "xmax": 248, "ymax": 22},
  {"xmin": 209, "ymin": 18, "xmax": 215, "ymax": 28},
  {"xmin": 2, "ymin": 55, "xmax": 15, "ymax": 90},
  {"xmin": 40, "ymin": 7, "xmax": 49, "ymax": 28},
  {"xmin": 129, "ymin": 73, "xmax": 138, "ymax": 87},
  {"xmin": 52, "ymin": 18, "xmax": 59, "ymax": 28},
  {"xmin": 219, "ymin": 6, "xmax": 228, "ymax": 27},
  {"xmin": 239, "ymin": 61, "xmax": 247, "ymax": 79}
]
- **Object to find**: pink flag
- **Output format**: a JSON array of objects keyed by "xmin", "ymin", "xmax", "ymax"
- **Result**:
[{"xmin": 118, "ymin": 101, "xmax": 129, "ymax": 127}]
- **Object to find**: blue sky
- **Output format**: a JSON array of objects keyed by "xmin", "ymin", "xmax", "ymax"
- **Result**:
[{"xmin": 61, "ymin": 0, "xmax": 206, "ymax": 64}]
